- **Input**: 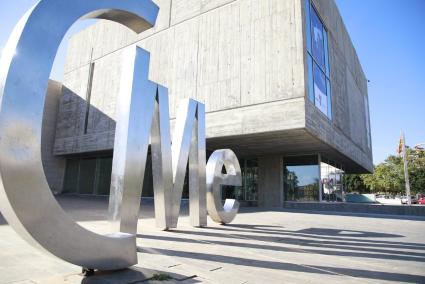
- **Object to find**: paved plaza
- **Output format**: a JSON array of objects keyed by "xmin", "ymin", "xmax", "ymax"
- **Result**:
[{"xmin": 1, "ymin": 196, "xmax": 425, "ymax": 283}]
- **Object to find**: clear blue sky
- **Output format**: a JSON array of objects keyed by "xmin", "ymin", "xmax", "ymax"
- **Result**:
[
  {"xmin": 0, "ymin": 0, "xmax": 94, "ymax": 81},
  {"xmin": 1, "ymin": 1, "xmax": 424, "ymax": 164},
  {"xmin": 335, "ymin": 0, "xmax": 425, "ymax": 163}
]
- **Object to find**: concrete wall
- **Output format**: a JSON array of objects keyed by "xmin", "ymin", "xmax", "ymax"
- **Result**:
[
  {"xmin": 42, "ymin": 81, "xmax": 66, "ymax": 193},
  {"xmin": 258, "ymin": 155, "xmax": 283, "ymax": 207},
  {"xmin": 302, "ymin": 0, "xmax": 373, "ymax": 172},
  {"xmin": 54, "ymin": 0, "xmax": 306, "ymax": 155},
  {"xmin": 54, "ymin": 0, "xmax": 373, "ymax": 175}
]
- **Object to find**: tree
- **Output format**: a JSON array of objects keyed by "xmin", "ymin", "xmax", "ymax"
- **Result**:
[
  {"xmin": 408, "ymin": 147, "xmax": 425, "ymax": 194},
  {"xmin": 344, "ymin": 174, "xmax": 368, "ymax": 193},
  {"xmin": 350, "ymin": 147, "xmax": 425, "ymax": 195}
]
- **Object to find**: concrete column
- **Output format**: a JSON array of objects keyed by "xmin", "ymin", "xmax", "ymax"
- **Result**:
[{"xmin": 257, "ymin": 155, "xmax": 283, "ymax": 207}]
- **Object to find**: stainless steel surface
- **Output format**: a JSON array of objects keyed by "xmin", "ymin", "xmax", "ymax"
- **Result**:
[
  {"xmin": 169, "ymin": 99, "xmax": 207, "ymax": 228},
  {"xmin": 206, "ymin": 149, "xmax": 242, "ymax": 224},
  {"xmin": 0, "ymin": 0, "xmax": 158, "ymax": 270},
  {"xmin": 110, "ymin": 79, "xmax": 208, "ymax": 231},
  {"xmin": 150, "ymin": 93, "xmax": 207, "ymax": 229},
  {"xmin": 150, "ymin": 85, "xmax": 174, "ymax": 229},
  {"xmin": 188, "ymin": 102, "xmax": 207, "ymax": 228},
  {"xmin": 108, "ymin": 46, "xmax": 158, "ymax": 234}
]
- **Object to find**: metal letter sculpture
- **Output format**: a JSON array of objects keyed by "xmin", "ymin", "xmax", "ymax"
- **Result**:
[
  {"xmin": 206, "ymin": 150, "xmax": 242, "ymax": 224},
  {"xmin": 108, "ymin": 46, "xmax": 207, "ymax": 232},
  {"xmin": 0, "ymin": 0, "xmax": 159, "ymax": 271},
  {"xmin": 0, "ymin": 0, "xmax": 242, "ymax": 271}
]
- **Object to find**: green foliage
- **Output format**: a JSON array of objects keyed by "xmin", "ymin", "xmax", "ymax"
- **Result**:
[
  {"xmin": 345, "ymin": 148, "xmax": 425, "ymax": 195},
  {"xmin": 344, "ymin": 174, "xmax": 368, "ymax": 193},
  {"xmin": 150, "ymin": 273, "xmax": 172, "ymax": 281}
]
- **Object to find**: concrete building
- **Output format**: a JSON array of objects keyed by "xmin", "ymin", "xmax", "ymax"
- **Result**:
[{"xmin": 44, "ymin": 0, "xmax": 372, "ymax": 207}]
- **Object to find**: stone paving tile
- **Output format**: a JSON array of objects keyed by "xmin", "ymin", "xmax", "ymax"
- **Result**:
[{"xmin": 1, "ymin": 196, "xmax": 425, "ymax": 283}]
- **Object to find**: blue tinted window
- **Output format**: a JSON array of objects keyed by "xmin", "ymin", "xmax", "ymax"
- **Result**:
[
  {"xmin": 313, "ymin": 63, "xmax": 326, "ymax": 92},
  {"xmin": 305, "ymin": 1, "xmax": 331, "ymax": 119},
  {"xmin": 311, "ymin": 7, "xmax": 325, "ymax": 70},
  {"xmin": 305, "ymin": 0, "xmax": 312, "ymax": 53},
  {"xmin": 313, "ymin": 63, "xmax": 328, "ymax": 115}
]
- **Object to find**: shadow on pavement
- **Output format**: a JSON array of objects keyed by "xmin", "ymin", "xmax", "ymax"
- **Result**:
[
  {"xmin": 138, "ymin": 247, "xmax": 425, "ymax": 283},
  {"xmin": 136, "ymin": 224, "xmax": 425, "ymax": 283},
  {"xmin": 81, "ymin": 266, "xmax": 198, "ymax": 283}
]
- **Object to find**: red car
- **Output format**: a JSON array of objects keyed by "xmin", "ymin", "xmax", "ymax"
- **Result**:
[{"xmin": 418, "ymin": 198, "xmax": 425, "ymax": 205}]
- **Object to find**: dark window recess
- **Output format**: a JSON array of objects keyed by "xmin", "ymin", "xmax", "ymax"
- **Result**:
[
  {"xmin": 96, "ymin": 157, "xmax": 113, "ymax": 195},
  {"xmin": 62, "ymin": 154, "xmax": 259, "ymax": 202},
  {"xmin": 63, "ymin": 156, "xmax": 109, "ymax": 195},
  {"xmin": 63, "ymin": 154, "xmax": 155, "ymax": 197},
  {"xmin": 78, "ymin": 158, "xmax": 97, "ymax": 195},
  {"xmin": 63, "ymin": 159, "xmax": 79, "ymax": 194},
  {"xmin": 83, "ymin": 61, "xmax": 95, "ymax": 134}
]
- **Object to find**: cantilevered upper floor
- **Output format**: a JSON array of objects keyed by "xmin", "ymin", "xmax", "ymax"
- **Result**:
[{"xmin": 53, "ymin": 0, "xmax": 372, "ymax": 173}]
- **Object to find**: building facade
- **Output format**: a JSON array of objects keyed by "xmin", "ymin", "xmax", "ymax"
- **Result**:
[{"xmin": 43, "ymin": 0, "xmax": 373, "ymax": 207}]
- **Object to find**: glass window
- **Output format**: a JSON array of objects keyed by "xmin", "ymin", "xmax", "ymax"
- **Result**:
[
  {"xmin": 95, "ymin": 157, "xmax": 112, "ymax": 195},
  {"xmin": 78, "ymin": 158, "xmax": 97, "ymax": 194},
  {"xmin": 222, "ymin": 185, "xmax": 244, "ymax": 201},
  {"xmin": 321, "ymin": 160, "xmax": 345, "ymax": 202},
  {"xmin": 63, "ymin": 155, "xmax": 114, "ymax": 196},
  {"xmin": 284, "ymin": 155, "xmax": 320, "ymax": 202},
  {"xmin": 305, "ymin": 0, "xmax": 332, "ymax": 119},
  {"xmin": 222, "ymin": 158, "xmax": 258, "ymax": 201},
  {"xmin": 244, "ymin": 159, "xmax": 258, "ymax": 201},
  {"xmin": 219, "ymin": 158, "xmax": 259, "ymax": 202},
  {"xmin": 63, "ymin": 159, "xmax": 79, "ymax": 194},
  {"xmin": 305, "ymin": 0, "xmax": 312, "ymax": 53},
  {"xmin": 311, "ymin": 8, "xmax": 325, "ymax": 70},
  {"xmin": 313, "ymin": 63, "xmax": 328, "ymax": 114}
]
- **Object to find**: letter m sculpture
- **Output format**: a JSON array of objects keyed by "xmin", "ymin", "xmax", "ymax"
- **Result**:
[{"xmin": 108, "ymin": 46, "xmax": 207, "ymax": 233}]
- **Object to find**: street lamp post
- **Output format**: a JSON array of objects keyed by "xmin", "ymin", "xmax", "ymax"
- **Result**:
[{"xmin": 401, "ymin": 132, "xmax": 411, "ymax": 205}]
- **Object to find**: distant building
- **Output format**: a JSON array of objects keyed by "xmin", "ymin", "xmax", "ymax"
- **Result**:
[{"xmin": 43, "ymin": 0, "xmax": 372, "ymax": 206}]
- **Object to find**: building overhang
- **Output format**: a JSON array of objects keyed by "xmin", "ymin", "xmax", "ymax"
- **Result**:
[{"xmin": 206, "ymin": 128, "xmax": 373, "ymax": 174}]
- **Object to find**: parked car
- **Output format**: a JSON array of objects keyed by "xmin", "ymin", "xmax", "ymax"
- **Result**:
[
  {"xmin": 418, "ymin": 197, "xmax": 425, "ymax": 205},
  {"xmin": 401, "ymin": 196, "xmax": 418, "ymax": 204},
  {"xmin": 376, "ymin": 195, "xmax": 402, "ymax": 205}
]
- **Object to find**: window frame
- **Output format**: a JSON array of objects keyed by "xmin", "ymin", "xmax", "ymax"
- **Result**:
[{"xmin": 305, "ymin": 0, "xmax": 332, "ymax": 119}]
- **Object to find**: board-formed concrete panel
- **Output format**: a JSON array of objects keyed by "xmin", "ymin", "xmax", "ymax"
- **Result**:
[
  {"xmin": 64, "ymin": 0, "xmax": 171, "ymax": 73},
  {"xmin": 54, "ymin": 0, "xmax": 373, "ymax": 174}
]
